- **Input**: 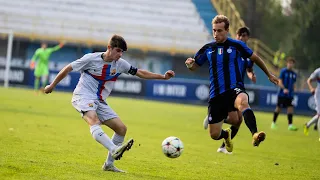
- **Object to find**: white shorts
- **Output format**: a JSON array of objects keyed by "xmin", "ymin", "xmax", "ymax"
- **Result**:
[{"xmin": 71, "ymin": 99, "xmax": 118, "ymax": 122}]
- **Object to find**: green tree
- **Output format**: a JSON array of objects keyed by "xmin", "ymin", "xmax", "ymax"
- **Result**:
[
  {"xmin": 289, "ymin": 0, "xmax": 320, "ymax": 70},
  {"xmin": 233, "ymin": 0, "xmax": 293, "ymax": 51},
  {"xmin": 233, "ymin": 0, "xmax": 320, "ymax": 70}
]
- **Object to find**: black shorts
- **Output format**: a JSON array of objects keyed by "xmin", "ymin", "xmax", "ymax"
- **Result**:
[
  {"xmin": 208, "ymin": 88, "xmax": 247, "ymax": 124},
  {"xmin": 277, "ymin": 97, "xmax": 293, "ymax": 108}
]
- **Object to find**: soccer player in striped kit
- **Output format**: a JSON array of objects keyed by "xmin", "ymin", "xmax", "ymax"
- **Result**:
[
  {"xmin": 271, "ymin": 57, "xmax": 298, "ymax": 131},
  {"xmin": 44, "ymin": 34, "xmax": 175, "ymax": 172},
  {"xmin": 304, "ymin": 67, "xmax": 320, "ymax": 140},
  {"xmin": 185, "ymin": 15, "xmax": 278, "ymax": 153},
  {"xmin": 202, "ymin": 26, "xmax": 257, "ymax": 154}
]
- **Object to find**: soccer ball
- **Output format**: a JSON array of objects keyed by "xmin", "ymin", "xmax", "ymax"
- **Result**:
[{"xmin": 161, "ymin": 136, "xmax": 184, "ymax": 158}]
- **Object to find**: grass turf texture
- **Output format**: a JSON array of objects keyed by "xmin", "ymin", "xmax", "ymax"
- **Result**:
[{"xmin": 0, "ymin": 87, "xmax": 320, "ymax": 180}]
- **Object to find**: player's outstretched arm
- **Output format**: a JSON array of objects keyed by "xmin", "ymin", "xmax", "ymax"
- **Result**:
[
  {"xmin": 136, "ymin": 69, "xmax": 175, "ymax": 80},
  {"xmin": 44, "ymin": 64, "xmax": 73, "ymax": 94},
  {"xmin": 50, "ymin": 41, "xmax": 65, "ymax": 53},
  {"xmin": 307, "ymin": 77, "xmax": 315, "ymax": 94},
  {"xmin": 249, "ymin": 53, "xmax": 279, "ymax": 85}
]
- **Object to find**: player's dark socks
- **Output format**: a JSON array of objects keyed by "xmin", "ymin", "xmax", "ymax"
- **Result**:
[
  {"xmin": 216, "ymin": 130, "xmax": 229, "ymax": 140},
  {"xmin": 221, "ymin": 126, "xmax": 239, "ymax": 148},
  {"xmin": 273, "ymin": 112, "xmax": 279, "ymax": 123},
  {"xmin": 243, "ymin": 108, "xmax": 258, "ymax": 135},
  {"xmin": 288, "ymin": 114, "xmax": 293, "ymax": 125},
  {"xmin": 314, "ymin": 124, "xmax": 318, "ymax": 131}
]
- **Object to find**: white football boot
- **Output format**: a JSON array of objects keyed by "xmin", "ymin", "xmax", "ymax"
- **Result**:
[
  {"xmin": 111, "ymin": 138, "xmax": 134, "ymax": 160},
  {"xmin": 102, "ymin": 162, "xmax": 125, "ymax": 173},
  {"xmin": 217, "ymin": 147, "xmax": 232, "ymax": 155}
]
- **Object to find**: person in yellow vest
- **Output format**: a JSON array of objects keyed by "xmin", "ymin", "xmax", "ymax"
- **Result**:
[{"xmin": 273, "ymin": 51, "xmax": 286, "ymax": 68}]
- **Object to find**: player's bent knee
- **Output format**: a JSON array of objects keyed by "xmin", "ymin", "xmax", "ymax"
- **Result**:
[
  {"xmin": 210, "ymin": 131, "xmax": 221, "ymax": 140},
  {"xmin": 117, "ymin": 124, "xmax": 127, "ymax": 136}
]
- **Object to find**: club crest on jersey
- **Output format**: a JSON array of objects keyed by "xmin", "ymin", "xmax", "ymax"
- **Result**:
[
  {"xmin": 88, "ymin": 103, "xmax": 94, "ymax": 107},
  {"xmin": 227, "ymin": 47, "xmax": 232, "ymax": 53},
  {"xmin": 218, "ymin": 48, "xmax": 223, "ymax": 55},
  {"xmin": 111, "ymin": 69, "xmax": 116, "ymax": 75}
]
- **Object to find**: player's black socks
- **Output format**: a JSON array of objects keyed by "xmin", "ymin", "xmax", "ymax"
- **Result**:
[
  {"xmin": 221, "ymin": 126, "xmax": 239, "ymax": 148},
  {"xmin": 288, "ymin": 113, "xmax": 293, "ymax": 125},
  {"xmin": 273, "ymin": 112, "xmax": 279, "ymax": 123},
  {"xmin": 243, "ymin": 108, "xmax": 258, "ymax": 135},
  {"xmin": 217, "ymin": 129, "xmax": 228, "ymax": 140}
]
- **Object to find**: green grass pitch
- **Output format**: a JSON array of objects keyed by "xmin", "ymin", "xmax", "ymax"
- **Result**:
[{"xmin": 1, "ymin": 87, "xmax": 320, "ymax": 180}]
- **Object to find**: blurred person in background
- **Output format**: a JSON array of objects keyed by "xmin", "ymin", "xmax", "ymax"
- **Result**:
[
  {"xmin": 304, "ymin": 67, "xmax": 320, "ymax": 139},
  {"xmin": 30, "ymin": 42, "xmax": 64, "ymax": 94},
  {"xmin": 271, "ymin": 57, "xmax": 298, "ymax": 131}
]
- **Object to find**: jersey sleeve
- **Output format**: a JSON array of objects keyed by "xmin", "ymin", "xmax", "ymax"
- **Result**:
[
  {"xmin": 247, "ymin": 59, "xmax": 254, "ymax": 69},
  {"xmin": 310, "ymin": 68, "xmax": 320, "ymax": 80},
  {"xmin": 237, "ymin": 41, "xmax": 253, "ymax": 59},
  {"xmin": 118, "ymin": 59, "xmax": 138, "ymax": 75},
  {"xmin": 70, "ymin": 54, "xmax": 91, "ymax": 72},
  {"xmin": 31, "ymin": 49, "xmax": 40, "ymax": 62},
  {"xmin": 194, "ymin": 44, "xmax": 209, "ymax": 66},
  {"xmin": 48, "ymin": 45, "xmax": 62, "ymax": 53}
]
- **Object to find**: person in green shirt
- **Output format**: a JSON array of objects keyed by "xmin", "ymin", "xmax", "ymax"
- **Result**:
[{"xmin": 30, "ymin": 42, "xmax": 64, "ymax": 93}]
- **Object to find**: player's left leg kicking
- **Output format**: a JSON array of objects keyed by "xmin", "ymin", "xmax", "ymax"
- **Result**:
[
  {"xmin": 72, "ymin": 99, "xmax": 133, "ymax": 173},
  {"xmin": 98, "ymin": 102, "xmax": 133, "ymax": 173}
]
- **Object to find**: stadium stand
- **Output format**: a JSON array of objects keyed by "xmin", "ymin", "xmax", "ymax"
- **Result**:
[{"xmin": 0, "ymin": 0, "xmax": 211, "ymax": 54}]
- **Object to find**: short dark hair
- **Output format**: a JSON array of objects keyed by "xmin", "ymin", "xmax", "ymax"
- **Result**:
[
  {"xmin": 286, "ymin": 57, "xmax": 296, "ymax": 63},
  {"xmin": 108, "ymin": 34, "xmax": 127, "ymax": 51},
  {"xmin": 212, "ymin": 15, "xmax": 229, "ymax": 30},
  {"xmin": 236, "ymin": 27, "xmax": 250, "ymax": 36}
]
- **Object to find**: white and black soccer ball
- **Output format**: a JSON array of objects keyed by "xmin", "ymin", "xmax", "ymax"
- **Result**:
[{"xmin": 161, "ymin": 136, "xmax": 184, "ymax": 158}]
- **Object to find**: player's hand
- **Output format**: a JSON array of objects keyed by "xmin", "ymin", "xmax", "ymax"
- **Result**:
[
  {"xmin": 164, "ymin": 70, "xmax": 175, "ymax": 80},
  {"xmin": 283, "ymin": 88, "xmax": 289, "ymax": 94},
  {"xmin": 268, "ymin": 74, "xmax": 279, "ymax": 85},
  {"xmin": 251, "ymin": 73, "xmax": 257, "ymax": 83},
  {"xmin": 185, "ymin": 58, "xmax": 195, "ymax": 68},
  {"xmin": 249, "ymin": 72, "xmax": 256, "ymax": 84},
  {"xmin": 44, "ymin": 85, "xmax": 54, "ymax": 94},
  {"xmin": 59, "ymin": 41, "xmax": 66, "ymax": 47},
  {"xmin": 30, "ymin": 61, "xmax": 35, "ymax": 69},
  {"xmin": 310, "ymin": 88, "xmax": 315, "ymax": 95}
]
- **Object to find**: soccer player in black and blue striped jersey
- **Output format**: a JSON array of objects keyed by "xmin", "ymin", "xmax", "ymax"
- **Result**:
[
  {"xmin": 271, "ymin": 57, "xmax": 298, "ymax": 131},
  {"xmin": 185, "ymin": 15, "xmax": 278, "ymax": 153},
  {"xmin": 202, "ymin": 26, "xmax": 257, "ymax": 154}
]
